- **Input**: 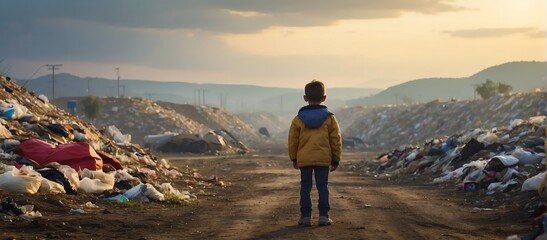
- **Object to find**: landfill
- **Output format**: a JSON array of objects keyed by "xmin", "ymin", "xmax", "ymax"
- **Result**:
[
  {"xmin": 0, "ymin": 75, "xmax": 224, "ymax": 221},
  {"xmin": 341, "ymin": 92, "xmax": 546, "ymax": 239},
  {"xmin": 339, "ymin": 92, "xmax": 546, "ymax": 150},
  {"xmin": 60, "ymin": 97, "xmax": 260, "ymax": 149}
]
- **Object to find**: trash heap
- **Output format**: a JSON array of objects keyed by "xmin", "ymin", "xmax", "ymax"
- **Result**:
[
  {"xmin": 346, "ymin": 107, "xmax": 546, "ymax": 238},
  {"xmin": 156, "ymin": 102, "xmax": 260, "ymax": 144},
  {"xmin": 341, "ymin": 92, "xmax": 547, "ymax": 150},
  {"xmin": 0, "ymin": 75, "xmax": 223, "ymax": 220},
  {"xmin": 81, "ymin": 97, "xmax": 209, "ymax": 146},
  {"xmin": 70, "ymin": 97, "xmax": 256, "ymax": 154}
]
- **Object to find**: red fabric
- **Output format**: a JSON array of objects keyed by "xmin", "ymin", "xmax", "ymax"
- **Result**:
[
  {"xmin": 96, "ymin": 150, "xmax": 123, "ymax": 170},
  {"xmin": 15, "ymin": 138, "xmax": 103, "ymax": 170}
]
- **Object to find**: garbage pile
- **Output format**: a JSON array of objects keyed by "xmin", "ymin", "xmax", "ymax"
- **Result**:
[
  {"xmin": 341, "ymin": 92, "xmax": 547, "ymax": 150},
  {"xmin": 71, "ymin": 97, "xmax": 258, "ymax": 152},
  {"xmin": 144, "ymin": 129, "xmax": 248, "ymax": 155},
  {"xmin": 0, "ymin": 75, "xmax": 223, "ymax": 220},
  {"xmin": 346, "ymin": 111, "xmax": 546, "ymax": 239},
  {"xmin": 79, "ymin": 97, "xmax": 209, "ymax": 146},
  {"xmin": 156, "ymin": 102, "xmax": 260, "ymax": 144}
]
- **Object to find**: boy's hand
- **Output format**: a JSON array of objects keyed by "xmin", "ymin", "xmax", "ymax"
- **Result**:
[
  {"xmin": 293, "ymin": 161, "xmax": 299, "ymax": 169},
  {"xmin": 330, "ymin": 165, "xmax": 337, "ymax": 172}
]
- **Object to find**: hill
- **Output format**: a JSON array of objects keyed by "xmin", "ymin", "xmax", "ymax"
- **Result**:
[
  {"xmin": 17, "ymin": 74, "xmax": 380, "ymax": 114},
  {"xmin": 348, "ymin": 61, "xmax": 547, "ymax": 106}
]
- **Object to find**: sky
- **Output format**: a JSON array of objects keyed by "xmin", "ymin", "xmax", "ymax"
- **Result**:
[{"xmin": 0, "ymin": 0, "xmax": 545, "ymax": 89}]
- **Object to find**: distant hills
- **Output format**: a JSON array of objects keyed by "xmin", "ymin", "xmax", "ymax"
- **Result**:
[
  {"xmin": 17, "ymin": 74, "xmax": 380, "ymax": 114},
  {"xmin": 347, "ymin": 61, "xmax": 547, "ymax": 105},
  {"xmin": 15, "ymin": 61, "xmax": 546, "ymax": 112}
]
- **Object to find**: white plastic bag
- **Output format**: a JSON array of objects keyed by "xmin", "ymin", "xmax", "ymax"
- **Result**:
[
  {"xmin": 159, "ymin": 183, "xmax": 191, "ymax": 200},
  {"xmin": 58, "ymin": 165, "xmax": 80, "ymax": 190},
  {"xmin": 78, "ymin": 177, "xmax": 113, "ymax": 194},
  {"xmin": 0, "ymin": 166, "xmax": 42, "ymax": 194},
  {"xmin": 522, "ymin": 172, "xmax": 546, "ymax": 192},
  {"xmin": 143, "ymin": 183, "xmax": 164, "ymax": 201},
  {"xmin": 123, "ymin": 183, "xmax": 165, "ymax": 201},
  {"xmin": 512, "ymin": 148, "xmax": 543, "ymax": 165},
  {"xmin": 81, "ymin": 168, "xmax": 115, "ymax": 187},
  {"xmin": 39, "ymin": 178, "xmax": 66, "ymax": 194}
]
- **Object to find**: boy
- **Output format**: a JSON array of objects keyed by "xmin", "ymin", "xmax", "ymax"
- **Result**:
[{"xmin": 288, "ymin": 80, "xmax": 342, "ymax": 226}]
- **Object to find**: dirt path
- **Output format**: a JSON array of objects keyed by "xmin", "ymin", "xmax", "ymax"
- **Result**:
[
  {"xmin": 165, "ymin": 151, "xmax": 530, "ymax": 240},
  {"xmin": 0, "ymin": 151, "xmax": 532, "ymax": 239}
]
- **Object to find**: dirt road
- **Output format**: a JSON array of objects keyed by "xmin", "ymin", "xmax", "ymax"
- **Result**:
[
  {"xmin": 0, "ymin": 151, "xmax": 532, "ymax": 239},
  {"xmin": 166, "ymin": 151, "xmax": 530, "ymax": 240}
]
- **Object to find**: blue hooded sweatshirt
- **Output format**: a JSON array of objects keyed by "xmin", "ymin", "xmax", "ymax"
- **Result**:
[{"xmin": 297, "ymin": 105, "xmax": 333, "ymax": 129}]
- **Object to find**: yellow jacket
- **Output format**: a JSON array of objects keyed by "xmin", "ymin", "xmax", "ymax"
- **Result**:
[{"xmin": 288, "ymin": 105, "xmax": 342, "ymax": 167}]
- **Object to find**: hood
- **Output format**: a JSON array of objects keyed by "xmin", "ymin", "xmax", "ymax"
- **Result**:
[{"xmin": 297, "ymin": 105, "xmax": 333, "ymax": 129}]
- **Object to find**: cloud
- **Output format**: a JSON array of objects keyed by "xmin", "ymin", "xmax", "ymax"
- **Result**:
[
  {"xmin": 0, "ymin": 0, "xmax": 465, "ymax": 33},
  {"xmin": 442, "ymin": 27, "xmax": 536, "ymax": 38},
  {"xmin": 527, "ymin": 30, "xmax": 547, "ymax": 39}
]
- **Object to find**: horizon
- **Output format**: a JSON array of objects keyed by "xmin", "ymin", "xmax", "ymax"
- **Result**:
[{"xmin": 1, "ymin": 1, "xmax": 545, "ymax": 89}]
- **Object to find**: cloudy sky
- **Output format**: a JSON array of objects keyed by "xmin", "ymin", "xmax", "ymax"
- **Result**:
[{"xmin": 0, "ymin": 0, "xmax": 545, "ymax": 89}]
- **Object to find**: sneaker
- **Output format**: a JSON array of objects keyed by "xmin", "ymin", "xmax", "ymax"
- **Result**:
[
  {"xmin": 318, "ymin": 216, "xmax": 332, "ymax": 226},
  {"xmin": 298, "ymin": 217, "xmax": 311, "ymax": 227}
]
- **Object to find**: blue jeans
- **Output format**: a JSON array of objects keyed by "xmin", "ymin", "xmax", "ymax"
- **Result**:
[{"xmin": 300, "ymin": 166, "xmax": 330, "ymax": 217}]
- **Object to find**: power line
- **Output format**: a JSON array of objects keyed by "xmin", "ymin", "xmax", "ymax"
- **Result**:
[{"xmin": 46, "ymin": 64, "xmax": 62, "ymax": 100}]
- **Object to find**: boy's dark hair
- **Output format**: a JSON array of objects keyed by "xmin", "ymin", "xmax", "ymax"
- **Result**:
[{"xmin": 305, "ymin": 80, "xmax": 325, "ymax": 102}]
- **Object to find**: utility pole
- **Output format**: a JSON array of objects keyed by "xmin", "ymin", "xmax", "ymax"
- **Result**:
[
  {"xmin": 121, "ymin": 85, "xmax": 127, "ymax": 97},
  {"xmin": 219, "ymin": 93, "xmax": 228, "ymax": 109},
  {"xmin": 115, "ymin": 67, "xmax": 120, "ymax": 97},
  {"xmin": 202, "ymin": 89, "xmax": 207, "ymax": 106},
  {"xmin": 196, "ymin": 89, "xmax": 207, "ymax": 106},
  {"xmin": 46, "ymin": 64, "xmax": 62, "ymax": 100}
]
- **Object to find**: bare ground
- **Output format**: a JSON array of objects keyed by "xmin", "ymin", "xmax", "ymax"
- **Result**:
[{"xmin": 0, "ymin": 150, "xmax": 534, "ymax": 240}]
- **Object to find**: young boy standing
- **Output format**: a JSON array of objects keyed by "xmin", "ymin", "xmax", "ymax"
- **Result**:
[{"xmin": 288, "ymin": 80, "xmax": 342, "ymax": 226}]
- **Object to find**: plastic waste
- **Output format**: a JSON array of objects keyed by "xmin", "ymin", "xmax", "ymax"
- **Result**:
[
  {"xmin": 124, "ymin": 183, "xmax": 165, "ymax": 201},
  {"xmin": 85, "ymin": 201, "xmax": 98, "ymax": 208},
  {"xmin": 521, "ymin": 172, "xmax": 545, "ymax": 192},
  {"xmin": 39, "ymin": 178, "xmax": 66, "ymax": 194},
  {"xmin": 115, "ymin": 169, "xmax": 139, "ymax": 182},
  {"xmin": 106, "ymin": 125, "xmax": 131, "ymax": 145},
  {"xmin": 464, "ymin": 182, "xmax": 478, "ymax": 192},
  {"xmin": 58, "ymin": 165, "xmax": 80, "ymax": 190},
  {"xmin": 37, "ymin": 94, "xmax": 49, "ymax": 103},
  {"xmin": 159, "ymin": 183, "xmax": 192, "ymax": 200},
  {"xmin": 81, "ymin": 168, "xmax": 115, "ymax": 187},
  {"xmin": 78, "ymin": 177, "xmax": 114, "ymax": 194},
  {"xmin": 486, "ymin": 179, "xmax": 517, "ymax": 195},
  {"xmin": 0, "ymin": 101, "xmax": 28, "ymax": 120},
  {"xmin": 512, "ymin": 148, "xmax": 543, "ymax": 165},
  {"xmin": 105, "ymin": 194, "xmax": 129, "ymax": 203},
  {"xmin": 0, "ymin": 165, "xmax": 42, "ymax": 194},
  {"xmin": 70, "ymin": 208, "xmax": 86, "ymax": 214}
]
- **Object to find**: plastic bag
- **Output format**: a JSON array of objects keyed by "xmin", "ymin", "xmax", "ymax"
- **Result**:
[
  {"xmin": 512, "ymin": 148, "xmax": 543, "ymax": 165},
  {"xmin": 124, "ymin": 183, "xmax": 165, "ymax": 201},
  {"xmin": 39, "ymin": 178, "xmax": 66, "ymax": 194},
  {"xmin": 159, "ymin": 183, "xmax": 192, "ymax": 200},
  {"xmin": 78, "ymin": 177, "xmax": 113, "ymax": 194},
  {"xmin": 522, "ymin": 172, "xmax": 545, "ymax": 192},
  {"xmin": 58, "ymin": 165, "xmax": 80, "ymax": 190},
  {"xmin": 81, "ymin": 168, "xmax": 115, "ymax": 187},
  {"xmin": 0, "ymin": 166, "xmax": 42, "ymax": 194}
]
